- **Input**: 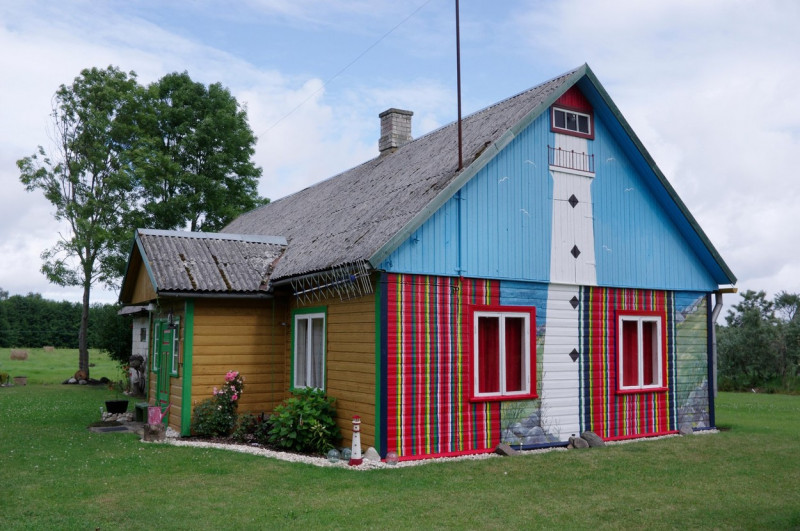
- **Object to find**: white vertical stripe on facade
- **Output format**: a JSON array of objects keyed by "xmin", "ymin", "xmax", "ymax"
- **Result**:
[
  {"xmin": 541, "ymin": 283, "xmax": 581, "ymax": 440},
  {"xmin": 549, "ymin": 133, "xmax": 596, "ymax": 286}
]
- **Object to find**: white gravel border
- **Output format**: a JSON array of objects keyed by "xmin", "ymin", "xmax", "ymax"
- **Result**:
[{"xmin": 145, "ymin": 429, "xmax": 716, "ymax": 470}]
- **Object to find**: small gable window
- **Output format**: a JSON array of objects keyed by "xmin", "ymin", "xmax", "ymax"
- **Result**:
[
  {"xmin": 471, "ymin": 306, "xmax": 537, "ymax": 401},
  {"xmin": 293, "ymin": 308, "xmax": 326, "ymax": 390},
  {"xmin": 552, "ymin": 107, "xmax": 593, "ymax": 139},
  {"xmin": 617, "ymin": 312, "xmax": 666, "ymax": 393}
]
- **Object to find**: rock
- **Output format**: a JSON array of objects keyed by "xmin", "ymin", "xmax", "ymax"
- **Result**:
[
  {"xmin": 679, "ymin": 423, "xmax": 693, "ymax": 435},
  {"xmin": 581, "ymin": 431, "xmax": 606, "ymax": 447},
  {"xmin": 67, "ymin": 378, "xmax": 77, "ymax": 384},
  {"xmin": 78, "ymin": 379, "xmax": 87, "ymax": 385},
  {"xmin": 363, "ymin": 447, "xmax": 381, "ymax": 462},
  {"xmin": 495, "ymin": 443, "xmax": 519, "ymax": 456},
  {"xmin": 568, "ymin": 436, "xmax": 589, "ymax": 449},
  {"xmin": 143, "ymin": 424, "xmax": 166, "ymax": 442}
]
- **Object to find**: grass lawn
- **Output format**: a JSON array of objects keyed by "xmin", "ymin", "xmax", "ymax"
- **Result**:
[
  {"xmin": 0, "ymin": 347, "xmax": 122, "ymax": 384},
  {"xmin": 1, "ymin": 384, "xmax": 798, "ymax": 530}
]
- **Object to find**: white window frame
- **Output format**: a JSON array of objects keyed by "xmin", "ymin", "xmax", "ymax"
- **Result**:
[
  {"xmin": 169, "ymin": 319, "xmax": 180, "ymax": 376},
  {"xmin": 293, "ymin": 311, "xmax": 326, "ymax": 390},
  {"xmin": 472, "ymin": 309, "xmax": 533, "ymax": 400},
  {"xmin": 552, "ymin": 107, "xmax": 592, "ymax": 136},
  {"xmin": 617, "ymin": 314, "xmax": 664, "ymax": 392}
]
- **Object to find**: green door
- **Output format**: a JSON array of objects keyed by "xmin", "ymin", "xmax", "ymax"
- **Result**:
[{"xmin": 154, "ymin": 320, "xmax": 175, "ymax": 423}]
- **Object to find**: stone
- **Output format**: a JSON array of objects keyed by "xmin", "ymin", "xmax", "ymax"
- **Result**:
[
  {"xmin": 363, "ymin": 447, "xmax": 381, "ymax": 462},
  {"xmin": 67, "ymin": 378, "xmax": 77, "ymax": 384},
  {"xmin": 679, "ymin": 423, "xmax": 694, "ymax": 435},
  {"xmin": 142, "ymin": 424, "xmax": 166, "ymax": 442},
  {"xmin": 495, "ymin": 443, "xmax": 519, "ymax": 456},
  {"xmin": 581, "ymin": 431, "xmax": 606, "ymax": 447},
  {"xmin": 568, "ymin": 436, "xmax": 589, "ymax": 449},
  {"xmin": 78, "ymin": 379, "xmax": 87, "ymax": 385}
]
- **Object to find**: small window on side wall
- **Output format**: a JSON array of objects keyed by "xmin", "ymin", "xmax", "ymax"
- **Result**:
[
  {"xmin": 293, "ymin": 309, "xmax": 326, "ymax": 390},
  {"xmin": 617, "ymin": 312, "xmax": 666, "ymax": 393},
  {"xmin": 471, "ymin": 306, "xmax": 537, "ymax": 401},
  {"xmin": 552, "ymin": 107, "xmax": 593, "ymax": 139}
]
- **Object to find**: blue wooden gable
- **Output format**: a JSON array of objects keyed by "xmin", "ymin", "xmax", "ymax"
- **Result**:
[{"xmin": 379, "ymin": 73, "xmax": 721, "ymax": 292}]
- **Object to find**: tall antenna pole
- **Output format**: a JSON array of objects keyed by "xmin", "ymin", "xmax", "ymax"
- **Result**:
[{"xmin": 455, "ymin": 0, "xmax": 463, "ymax": 171}]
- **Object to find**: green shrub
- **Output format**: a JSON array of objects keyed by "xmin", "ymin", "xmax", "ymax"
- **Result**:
[
  {"xmin": 267, "ymin": 388, "xmax": 341, "ymax": 454},
  {"xmin": 190, "ymin": 398, "xmax": 238, "ymax": 438},
  {"xmin": 190, "ymin": 370, "xmax": 244, "ymax": 438},
  {"xmin": 232, "ymin": 412, "xmax": 272, "ymax": 445}
]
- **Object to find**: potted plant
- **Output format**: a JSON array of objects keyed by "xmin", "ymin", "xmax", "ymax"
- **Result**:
[{"xmin": 104, "ymin": 367, "xmax": 130, "ymax": 414}]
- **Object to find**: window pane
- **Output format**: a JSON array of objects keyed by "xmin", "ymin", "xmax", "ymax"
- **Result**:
[
  {"xmin": 295, "ymin": 319, "xmax": 308, "ymax": 387},
  {"xmin": 478, "ymin": 316, "xmax": 500, "ymax": 393},
  {"xmin": 566, "ymin": 112, "xmax": 578, "ymax": 131},
  {"xmin": 505, "ymin": 317, "xmax": 525, "ymax": 392},
  {"xmin": 622, "ymin": 320, "xmax": 639, "ymax": 387},
  {"xmin": 578, "ymin": 115, "xmax": 589, "ymax": 134},
  {"xmin": 554, "ymin": 109, "xmax": 566, "ymax": 129},
  {"xmin": 642, "ymin": 321, "xmax": 657, "ymax": 386},
  {"xmin": 311, "ymin": 318, "xmax": 324, "ymax": 388}
]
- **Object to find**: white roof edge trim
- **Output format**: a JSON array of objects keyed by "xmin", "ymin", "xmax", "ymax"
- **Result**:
[{"xmin": 137, "ymin": 228, "xmax": 287, "ymax": 246}]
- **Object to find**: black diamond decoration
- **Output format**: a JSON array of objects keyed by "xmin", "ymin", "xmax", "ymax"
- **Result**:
[
  {"xmin": 571, "ymin": 245, "xmax": 581, "ymax": 258},
  {"xmin": 569, "ymin": 348, "xmax": 579, "ymax": 362},
  {"xmin": 570, "ymin": 296, "xmax": 579, "ymax": 309},
  {"xmin": 568, "ymin": 194, "xmax": 579, "ymax": 208}
]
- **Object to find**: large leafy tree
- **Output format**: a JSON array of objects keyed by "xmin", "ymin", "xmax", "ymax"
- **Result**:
[
  {"xmin": 718, "ymin": 289, "xmax": 800, "ymax": 391},
  {"xmin": 18, "ymin": 67, "xmax": 267, "ymax": 377},
  {"xmin": 18, "ymin": 66, "xmax": 144, "ymax": 377},
  {"xmin": 136, "ymin": 71, "xmax": 267, "ymax": 233}
]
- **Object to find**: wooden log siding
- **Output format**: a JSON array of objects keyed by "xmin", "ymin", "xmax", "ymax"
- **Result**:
[
  {"xmin": 191, "ymin": 298, "xmax": 289, "ymax": 416},
  {"xmin": 289, "ymin": 292, "xmax": 377, "ymax": 450}
]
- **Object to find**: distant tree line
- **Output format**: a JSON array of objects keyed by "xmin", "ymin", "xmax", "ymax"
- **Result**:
[
  {"xmin": 0, "ymin": 290, "xmax": 131, "ymax": 363},
  {"xmin": 718, "ymin": 290, "xmax": 800, "ymax": 392}
]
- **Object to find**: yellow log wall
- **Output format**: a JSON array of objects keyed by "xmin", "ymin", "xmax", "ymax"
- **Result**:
[
  {"xmin": 191, "ymin": 298, "xmax": 288, "ymax": 416},
  {"xmin": 289, "ymin": 292, "xmax": 377, "ymax": 450}
]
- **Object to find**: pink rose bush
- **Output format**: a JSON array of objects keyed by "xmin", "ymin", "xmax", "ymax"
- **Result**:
[{"xmin": 190, "ymin": 370, "xmax": 245, "ymax": 438}]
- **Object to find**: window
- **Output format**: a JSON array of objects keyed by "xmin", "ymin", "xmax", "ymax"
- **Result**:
[
  {"xmin": 293, "ymin": 309, "xmax": 326, "ymax": 390},
  {"xmin": 139, "ymin": 327, "xmax": 147, "ymax": 342},
  {"xmin": 617, "ymin": 312, "xmax": 665, "ymax": 392},
  {"xmin": 169, "ymin": 319, "xmax": 180, "ymax": 376},
  {"xmin": 551, "ymin": 107, "xmax": 593, "ymax": 138},
  {"xmin": 472, "ymin": 306, "xmax": 536, "ymax": 400}
]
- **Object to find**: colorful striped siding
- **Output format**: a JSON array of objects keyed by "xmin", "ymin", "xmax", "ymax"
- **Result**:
[
  {"xmin": 384, "ymin": 273, "xmax": 501, "ymax": 458},
  {"xmin": 579, "ymin": 287, "xmax": 678, "ymax": 439}
]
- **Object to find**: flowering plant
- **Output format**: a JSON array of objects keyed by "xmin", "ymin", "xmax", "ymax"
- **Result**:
[
  {"xmin": 191, "ymin": 370, "xmax": 245, "ymax": 438},
  {"xmin": 213, "ymin": 370, "xmax": 245, "ymax": 406}
]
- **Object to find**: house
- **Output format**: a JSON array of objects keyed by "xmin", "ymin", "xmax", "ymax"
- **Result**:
[{"xmin": 119, "ymin": 64, "xmax": 735, "ymax": 460}]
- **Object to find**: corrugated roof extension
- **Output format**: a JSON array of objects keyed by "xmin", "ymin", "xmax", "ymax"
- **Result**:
[{"xmin": 136, "ymin": 229, "xmax": 287, "ymax": 295}]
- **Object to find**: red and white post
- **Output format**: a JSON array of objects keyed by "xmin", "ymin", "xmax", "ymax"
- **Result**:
[{"xmin": 349, "ymin": 415, "xmax": 363, "ymax": 466}]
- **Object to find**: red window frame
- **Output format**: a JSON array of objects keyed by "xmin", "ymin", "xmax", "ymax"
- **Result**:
[
  {"xmin": 616, "ymin": 310, "xmax": 668, "ymax": 394},
  {"xmin": 551, "ymin": 105, "xmax": 595, "ymax": 140},
  {"xmin": 469, "ymin": 305, "xmax": 537, "ymax": 402}
]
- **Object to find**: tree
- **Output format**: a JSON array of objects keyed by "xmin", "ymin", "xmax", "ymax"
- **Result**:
[
  {"xmin": 18, "ymin": 66, "xmax": 144, "ymax": 377},
  {"xmin": 135, "ymin": 71, "xmax": 267, "ymax": 233},
  {"xmin": 89, "ymin": 303, "xmax": 132, "ymax": 365},
  {"xmin": 718, "ymin": 289, "xmax": 800, "ymax": 391},
  {"xmin": 19, "ymin": 66, "xmax": 268, "ymax": 376}
]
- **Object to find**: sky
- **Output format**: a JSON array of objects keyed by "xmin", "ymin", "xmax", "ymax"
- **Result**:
[{"xmin": 1, "ymin": 0, "xmax": 798, "ymax": 313}]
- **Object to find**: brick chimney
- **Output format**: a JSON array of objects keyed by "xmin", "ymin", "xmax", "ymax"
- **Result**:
[{"xmin": 378, "ymin": 108, "xmax": 413, "ymax": 154}]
